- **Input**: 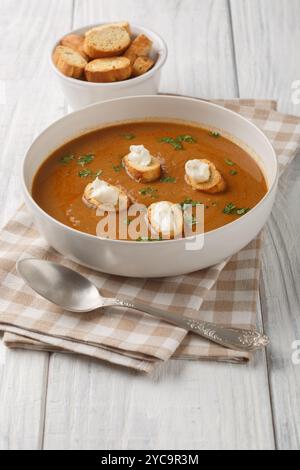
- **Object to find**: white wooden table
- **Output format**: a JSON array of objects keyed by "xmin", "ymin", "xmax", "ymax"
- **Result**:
[{"xmin": 0, "ymin": 0, "xmax": 300, "ymax": 450}]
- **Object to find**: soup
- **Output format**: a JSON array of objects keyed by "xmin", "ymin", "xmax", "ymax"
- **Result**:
[{"xmin": 32, "ymin": 120, "xmax": 267, "ymax": 239}]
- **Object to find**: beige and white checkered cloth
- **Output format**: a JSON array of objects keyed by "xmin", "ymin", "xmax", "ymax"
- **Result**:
[{"xmin": 0, "ymin": 98, "xmax": 299, "ymax": 373}]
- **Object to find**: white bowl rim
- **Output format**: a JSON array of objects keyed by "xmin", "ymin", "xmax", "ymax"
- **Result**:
[
  {"xmin": 50, "ymin": 22, "xmax": 168, "ymax": 88},
  {"xmin": 22, "ymin": 94, "xmax": 279, "ymax": 245}
]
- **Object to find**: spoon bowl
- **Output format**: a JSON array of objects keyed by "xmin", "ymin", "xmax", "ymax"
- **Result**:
[{"xmin": 17, "ymin": 258, "xmax": 102, "ymax": 312}]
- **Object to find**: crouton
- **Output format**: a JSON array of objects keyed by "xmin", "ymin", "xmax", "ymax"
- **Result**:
[
  {"xmin": 132, "ymin": 56, "xmax": 155, "ymax": 77},
  {"xmin": 123, "ymin": 34, "xmax": 153, "ymax": 64},
  {"xmin": 185, "ymin": 159, "xmax": 226, "ymax": 194},
  {"xmin": 83, "ymin": 178, "xmax": 130, "ymax": 212},
  {"xmin": 123, "ymin": 154, "xmax": 161, "ymax": 183},
  {"xmin": 85, "ymin": 57, "xmax": 131, "ymax": 82},
  {"xmin": 147, "ymin": 201, "xmax": 183, "ymax": 239},
  {"xmin": 60, "ymin": 34, "xmax": 89, "ymax": 61},
  {"xmin": 53, "ymin": 45, "xmax": 87, "ymax": 79},
  {"xmin": 83, "ymin": 25, "xmax": 131, "ymax": 58},
  {"xmin": 85, "ymin": 22, "xmax": 131, "ymax": 37}
]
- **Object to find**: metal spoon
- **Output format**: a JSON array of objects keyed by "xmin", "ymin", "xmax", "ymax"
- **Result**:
[{"xmin": 16, "ymin": 258, "xmax": 269, "ymax": 352}]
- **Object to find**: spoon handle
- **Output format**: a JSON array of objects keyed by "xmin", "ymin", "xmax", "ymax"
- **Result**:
[{"xmin": 108, "ymin": 297, "xmax": 269, "ymax": 352}]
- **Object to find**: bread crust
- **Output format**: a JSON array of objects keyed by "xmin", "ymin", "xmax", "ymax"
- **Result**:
[
  {"xmin": 123, "ymin": 34, "xmax": 153, "ymax": 64},
  {"xmin": 53, "ymin": 45, "xmax": 87, "ymax": 78},
  {"xmin": 123, "ymin": 154, "xmax": 161, "ymax": 183},
  {"xmin": 147, "ymin": 202, "xmax": 183, "ymax": 239},
  {"xmin": 85, "ymin": 57, "xmax": 132, "ymax": 82},
  {"xmin": 60, "ymin": 34, "xmax": 89, "ymax": 61},
  {"xmin": 83, "ymin": 25, "xmax": 131, "ymax": 58},
  {"xmin": 185, "ymin": 159, "xmax": 227, "ymax": 194},
  {"xmin": 85, "ymin": 22, "xmax": 131, "ymax": 37},
  {"xmin": 132, "ymin": 56, "xmax": 155, "ymax": 77}
]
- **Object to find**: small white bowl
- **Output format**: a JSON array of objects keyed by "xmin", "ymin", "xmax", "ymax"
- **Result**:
[
  {"xmin": 22, "ymin": 95, "xmax": 278, "ymax": 278},
  {"xmin": 50, "ymin": 23, "xmax": 168, "ymax": 110}
]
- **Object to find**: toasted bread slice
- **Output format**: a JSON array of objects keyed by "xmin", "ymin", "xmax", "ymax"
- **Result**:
[
  {"xmin": 123, "ymin": 34, "xmax": 153, "ymax": 64},
  {"xmin": 123, "ymin": 154, "xmax": 161, "ymax": 183},
  {"xmin": 185, "ymin": 159, "xmax": 226, "ymax": 194},
  {"xmin": 85, "ymin": 57, "xmax": 131, "ymax": 82},
  {"xmin": 132, "ymin": 56, "xmax": 155, "ymax": 77},
  {"xmin": 85, "ymin": 22, "xmax": 131, "ymax": 37},
  {"xmin": 83, "ymin": 25, "xmax": 131, "ymax": 58},
  {"xmin": 148, "ymin": 201, "xmax": 183, "ymax": 239},
  {"xmin": 83, "ymin": 180, "xmax": 130, "ymax": 212},
  {"xmin": 60, "ymin": 34, "xmax": 89, "ymax": 61},
  {"xmin": 53, "ymin": 45, "xmax": 87, "ymax": 78}
]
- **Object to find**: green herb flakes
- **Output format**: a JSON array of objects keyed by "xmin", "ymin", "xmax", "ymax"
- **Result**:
[
  {"xmin": 60, "ymin": 154, "xmax": 74, "ymax": 164},
  {"xmin": 180, "ymin": 198, "xmax": 202, "ymax": 208},
  {"xmin": 122, "ymin": 133, "xmax": 135, "ymax": 140},
  {"xmin": 209, "ymin": 131, "xmax": 221, "ymax": 138},
  {"xmin": 77, "ymin": 154, "xmax": 95, "ymax": 166},
  {"xmin": 139, "ymin": 187, "xmax": 158, "ymax": 198},
  {"xmin": 159, "ymin": 137, "xmax": 183, "ymax": 150},
  {"xmin": 112, "ymin": 163, "xmax": 124, "ymax": 172},
  {"xmin": 159, "ymin": 134, "xmax": 197, "ymax": 150},
  {"xmin": 78, "ymin": 169, "xmax": 102, "ymax": 178},
  {"xmin": 160, "ymin": 176, "xmax": 176, "ymax": 183},
  {"xmin": 223, "ymin": 203, "xmax": 250, "ymax": 216}
]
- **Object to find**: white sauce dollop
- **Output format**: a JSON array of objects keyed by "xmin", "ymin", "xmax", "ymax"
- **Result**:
[
  {"xmin": 128, "ymin": 145, "xmax": 152, "ymax": 167},
  {"xmin": 90, "ymin": 178, "xmax": 119, "ymax": 206},
  {"xmin": 185, "ymin": 159, "xmax": 210, "ymax": 183}
]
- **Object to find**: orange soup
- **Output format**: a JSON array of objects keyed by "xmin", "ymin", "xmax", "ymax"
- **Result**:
[{"xmin": 32, "ymin": 120, "xmax": 267, "ymax": 239}]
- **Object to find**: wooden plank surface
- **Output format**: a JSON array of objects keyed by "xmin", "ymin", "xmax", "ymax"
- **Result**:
[
  {"xmin": 43, "ymin": 350, "xmax": 274, "ymax": 450},
  {"xmin": 230, "ymin": 0, "xmax": 300, "ymax": 450},
  {"xmin": 0, "ymin": 0, "xmax": 73, "ymax": 450},
  {"xmin": 42, "ymin": 0, "xmax": 275, "ymax": 450},
  {"xmin": 1, "ymin": 0, "xmax": 299, "ymax": 450}
]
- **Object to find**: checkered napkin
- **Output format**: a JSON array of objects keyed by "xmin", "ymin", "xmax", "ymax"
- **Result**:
[{"xmin": 1, "ymin": 99, "xmax": 300, "ymax": 373}]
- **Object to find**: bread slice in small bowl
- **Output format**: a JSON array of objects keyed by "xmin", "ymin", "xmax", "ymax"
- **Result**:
[
  {"xmin": 83, "ymin": 25, "xmax": 131, "ymax": 58},
  {"xmin": 53, "ymin": 45, "xmax": 87, "ymax": 79},
  {"xmin": 132, "ymin": 56, "xmax": 155, "ymax": 77},
  {"xmin": 85, "ymin": 57, "xmax": 131, "ymax": 82}
]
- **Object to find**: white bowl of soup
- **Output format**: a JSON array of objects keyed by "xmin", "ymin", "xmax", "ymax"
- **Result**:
[
  {"xmin": 50, "ymin": 23, "xmax": 168, "ymax": 110},
  {"xmin": 22, "ymin": 95, "xmax": 278, "ymax": 278}
]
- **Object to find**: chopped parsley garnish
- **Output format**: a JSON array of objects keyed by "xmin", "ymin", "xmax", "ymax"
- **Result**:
[
  {"xmin": 112, "ymin": 163, "xmax": 124, "ymax": 172},
  {"xmin": 60, "ymin": 154, "xmax": 74, "ymax": 164},
  {"xmin": 159, "ymin": 137, "xmax": 183, "ymax": 150},
  {"xmin": 122, "ymin": 133, "xmax": 135, "ymax": 140},
  {"xmin": 139, "ymin": 187, "xmax": 158, "ymax": 198},
  {"xmin": 236, "ymin": 208, "xmax": 250, "ymax": 216},
  {"xmin": 77, "ymin": 154, "xmax": 95, "ymax": 166},
  {"xmin": 180, "ymin": 198, "xmax": 202, "ymax": 208},
  {"xmin": 176, "ymin": 135, "xmax": 197, "ymax": 143},
  {"xmin": 229, "ymin": 169, "xmax": 238, "ymax": 176},
  {"xmin": 225, "ymin": 158, "xmax": 235, "ymax": 166},
  {"xmin": 160, "ymin": 176, "xmax": 176, "ymax": 183},
  {"xmin": 209, "ymin": 131, "xmax": 221, "ymax": 138},
  {"xmin": 223, "ymin": 203, "xmax": 250, "ymax": 216},
  {"xmin": 78, "ymin": 169, "xmax": 102, "ymax": 178},
  {"xmin": 159, "ymin": 134, "xmax": 197, "ymax": 150}
]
